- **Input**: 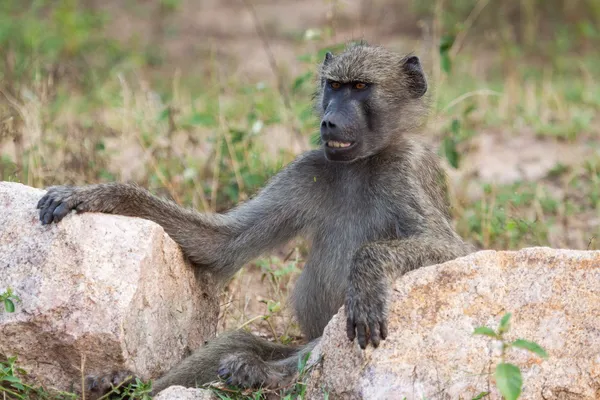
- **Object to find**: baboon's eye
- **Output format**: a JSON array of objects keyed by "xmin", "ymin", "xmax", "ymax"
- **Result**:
[
  {"xmin": 354, "ymin": 82, "xmax": 367, "ymax": 90},
  {"xmin": 329, "ymin": 81, "xmax": 341, "ymax": 90}
]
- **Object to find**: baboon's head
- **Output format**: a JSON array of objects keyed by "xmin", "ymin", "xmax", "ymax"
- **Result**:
[{"xmin": 316, "ymin": 43, "xmax": 428, "ymax": 162}]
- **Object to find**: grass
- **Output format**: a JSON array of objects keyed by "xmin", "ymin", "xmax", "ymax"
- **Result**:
[
  {"xmin": 0, "ymin": 356, "xmax": 78, "ymax": 400},
  {"xmin": 1, "ymin": 0, "xmax": 599, "ymax": 398}
]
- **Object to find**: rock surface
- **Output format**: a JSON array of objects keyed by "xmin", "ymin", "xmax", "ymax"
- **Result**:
[
  {"xmin": 154, "ymin": 386, "xmax": 218, "ymax": 400},
  {"xmin": 306, "ymin": 247, "xmax": 600, "ymax": 400},
  {"xmin": 0, "ymin": 181, "xmax": 219, "ymax": 391}
]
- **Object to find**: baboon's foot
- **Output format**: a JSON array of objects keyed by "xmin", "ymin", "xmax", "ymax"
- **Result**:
[
  {"xmin": 85, "ymin": 370, "xmax": 138, "ymax": 400},
  {"xmin": 217, "ymin": 352, "xmax": 286, "ymax": 389}
]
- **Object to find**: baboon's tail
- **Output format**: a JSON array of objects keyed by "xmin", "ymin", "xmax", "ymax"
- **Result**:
[{"xmin": 152, "ymin": 330, "xmax": 319, "ymax": 393}]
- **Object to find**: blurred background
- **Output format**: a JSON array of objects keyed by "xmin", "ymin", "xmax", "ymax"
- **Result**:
[{"xmin": 1, "ymin": 0, "xmax": 599, "ymax": 341}]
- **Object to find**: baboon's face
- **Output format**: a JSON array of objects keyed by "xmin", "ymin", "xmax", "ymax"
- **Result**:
[
  {"xmin": 319, "ymin": 78, "xmax": 375, "ymax": 162},
  {"xmin": 318, "ymin": 45, "xmax": 427, "ymax": 162}
]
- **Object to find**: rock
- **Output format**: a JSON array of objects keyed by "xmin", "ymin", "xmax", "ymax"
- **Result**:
[
  {"xmin": 0, "ymin": 182, "xmax": 219, "ymax": 391},
  {"xmin": 306, "ymin": 247, "xmax": 600, "ymax": 400},
  {"xmin": 154, "ymin": 386, "xmax": 218, "ymax": 400}
]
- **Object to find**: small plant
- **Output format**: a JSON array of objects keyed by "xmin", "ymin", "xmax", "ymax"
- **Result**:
[
  {"xmin": 1, "ymin": 288, "xmax": 20, "ymax": 313},
  {"xmin": 439, "ymin": 34, "xmax": 455, "ymax": 74},
  {"xmin": 279, "ymin": 350, "xmax": 313, "ymax": 399},
  {"xmin": 474, "ymin": 313, "xmax": 548, "ymax": 400},
  {"xmin": 441, "ymin": 118, "xmax": 461, "ymax": 168},
  {"xmin": 0, "ymin": 355, "xmax": 77, "ymax": 399},
  {"xmin": 0, "ymin": 355, "xmax": 153, "ymax": 400},
  {"xmin": 97, "ymin": 377, "xmax": 153, "ymax": 400}
]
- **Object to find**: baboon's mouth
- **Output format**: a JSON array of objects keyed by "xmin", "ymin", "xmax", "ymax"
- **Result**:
[{"xmin": 326, "ymin": 140, "xmax": 354, "ymax": 148}]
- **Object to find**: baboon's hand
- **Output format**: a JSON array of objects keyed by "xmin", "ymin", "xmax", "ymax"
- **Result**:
[
  {"xmin": 37, "ymin": 185, "xmax": 84, "ymax": 225},
  {"xmin": 345, "ymin": 249, "xmax": 390, "ymax": 349},
  {"xmin": 345, "ymin": 282, "xmax": 389, "ymax": 349}
]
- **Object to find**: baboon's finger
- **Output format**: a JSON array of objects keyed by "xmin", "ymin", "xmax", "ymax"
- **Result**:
[
  {"xmin": 52, "ymin": 202, "xmax": 71, "ymax": 223},
  {"xmin": 346, "ymin": 316, "xmax": 356, "ymax": 341},
  {"xmin": 218, "ymin": 367, "xmax": 230, "ymax": 379},
  {"xmin": 85, "ymin": 375, "xmax": 98, "ymax": 390},
  {"xmin": 42, "ymin": 200, "xmax": 60, "ymax": 225},
  {"xmin": 380, "ymin": 320, "xmax": 388, "ymax": 340},
  {"xmin": 37, "ymin": 194, "xmax": 50, "ymax": 209},
  {"xmin": 370, "ymin": 322, "xmax": 381, "ymax": 348},
  {"xmin": 357, "ymin": 323, "xmax": 368, "ymax": 349},
  {"xmin": 39, "ymin": 197, "xmax": 54, "ymax": 223}
]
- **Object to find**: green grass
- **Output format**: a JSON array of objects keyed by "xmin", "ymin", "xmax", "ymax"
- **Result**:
[{"xmin": 0, "ymin": 356, "xmax": 77, "ymax": 399}]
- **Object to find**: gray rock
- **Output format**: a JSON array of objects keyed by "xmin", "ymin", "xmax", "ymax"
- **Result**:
[
  {"xmin": 306, "ymin": 247, "xmax": 600, "ymax": 400},
  {"xmin": 154, "ymin": 386, "xmax": 218, "ymax": 400},
  {"xmin": 0, "ymin": 182, "xmax": 219, "ymax": 391}
]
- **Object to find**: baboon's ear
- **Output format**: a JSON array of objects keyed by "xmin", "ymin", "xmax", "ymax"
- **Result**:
[
  {"xmin": 402, "ymin": 56, "xmax": 427, "ymax": 98},
  {"xmin": 320, "ymin": 52, "xmax": 334, "ymax": 88}
]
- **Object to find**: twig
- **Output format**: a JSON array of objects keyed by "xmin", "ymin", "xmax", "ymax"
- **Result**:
[
  {"xmin": 0, "ymin": 386, "xmax": 24, "ymax": 399},
  {"xmin": 442, "ymin": 89, "xmax": 502, "ymax": 112},
  {"xmin": 221, "ymin": 118, "xmax": 246, "ymax": 200},
  {"xmin": 209, "ymin": 130, "xmax": 224, "ymax": 212},
  {"xmin": 81, "ymin": 354, "xmax": 86, "ymax": 400},
  {"xmin": 450, "ymin": 0, "xmax": 492, "ymax": 58},
  {"xmin": 240, "ymin": 0, "xmax": 289, "ymax": 110},
  {"xmin": 236, "ymin": 314, "xmax": 266, "ymax": 330},
  {"xmin": 96, "ymin": 375, "xmax": 135, "ymax": 400},
  {"xmin": 282, "ymin": 247, "xmax": 296, "ymax": 263},
  {"xmin": 588, "ymin": 236, "xmax": 597, "ymax": 250}
]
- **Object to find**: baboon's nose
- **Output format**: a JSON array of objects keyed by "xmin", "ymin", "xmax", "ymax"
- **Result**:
[
  {"xmin": 321, "ymin": 119, "xmax": 337, "ymax": 129},
  {"xmin": 320, "ymin": 114, "xmax": 342, "ymax": 138}
]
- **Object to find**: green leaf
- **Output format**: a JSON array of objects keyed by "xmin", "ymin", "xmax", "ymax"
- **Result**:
[
  {"xmin": 213, "ymin": 392, "xmax": 230, "ymax": 400},
  {"xmin": 292, "ymin": 71, "xmax": 313, "ymax": 92},
  {"xmin": 4, "ymin": 298, "xmax": 15, "ymax": 313},
  {"xmin": 451, "ymin": 118, "xmax": 460, "ymax": 136},
  {"xmin": 441, "ymin": 52, "xmax": 452, "ymax": 74},
  {"xmin": 498, "ymin": 313, "xmax": 512, "ymax": 334},
  {"xmin": 297, "ymin": 53, "xmax": 314, "ymax": 63},
  {"xmin": 473, "ymin": 326, "xmax": 497, "ymax": 338},
  {"xmin": 439, "ymin": 34, "xmax": 455, "ymax": 53},
  {"xmin": 267, "ymin": 301, "xmax": 281, "ymax": 313},
  {"xmin": 494, "ymin": 363, "xmax": 522, "ymax": 400},
  {"xmin": 187, "ymin": 112, "xmax": 216, "ymax": 127},
  {"xmin": 95, "ymin": 140, "xmax": 106, "ymax": 151},
  {"xmin": 471, "ymin": 392, "xmax": 490, "ymax": 400},
  {"xmin": 511, "ymin": 339, "xmax": 548, "ymax": 359},
  {"xmin": 506, "ymin": 219, "xmax": 518, "ymax": 232},
  {"xmin": 157, "ymin": 108, "xmax": 170, "ymax": 121},
  {"xmin": 2, "ymin": 375, "xmax": 22, "ymax": 383},
  {"xmin": 463, "ymin": 103, "xmax": 477, "ymax": 117},
  {"xmin": 297, "ymin": 350, "xmax": 311, "ymax": 373},
  {"xmin": 442, "ymin": 135, "xmax": 460, "ymax": 169}
]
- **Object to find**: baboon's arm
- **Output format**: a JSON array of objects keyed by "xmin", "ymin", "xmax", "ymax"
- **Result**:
[
  {"xmin": 345, "ymin": 234, "xmax": 470, "ymax": 348},
  {"xmin": 37, "ymin": 167, "xmax": 311, "ymax": 278}
]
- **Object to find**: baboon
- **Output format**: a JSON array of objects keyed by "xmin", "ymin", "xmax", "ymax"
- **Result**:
[{"xmin": 37, "ymin": 43, "xmax": 471, "ymax": 396}]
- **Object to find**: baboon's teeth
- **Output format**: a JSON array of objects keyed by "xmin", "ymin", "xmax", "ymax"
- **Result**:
[{"xmin": 327, "ymin": 140, "xmax": 352, "ymax": 148}]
